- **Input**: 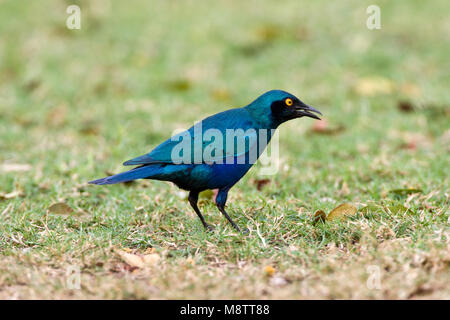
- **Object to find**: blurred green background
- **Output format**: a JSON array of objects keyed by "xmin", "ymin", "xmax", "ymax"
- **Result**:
[{"xmin": 1, "ymin": 0, "xmax": 448, "ymax": 170}]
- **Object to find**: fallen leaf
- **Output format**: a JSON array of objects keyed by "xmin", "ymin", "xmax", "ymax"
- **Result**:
[
  {"xmin": 0, "ymin": 163, "xmax": 31, "ymax": 172},
  {"xmin": 255, "ymin": 23, "xmax": 282, "ymax": 43},
  {"xmin": 422, "ymin": 103, "xmax": 450, "ymax": 118},
  {"xmin": 47, "ymin": 202, "xmax": 74, "ymax": 214},
  {"xmin": 79, "ymin": 120, "xmax": 100, "ymax": 136},
  {"xmin": 360, "ymin": 203, "xmax": 383, "ymax": 217},
  {"xmin": 354, "ymin": 77, "xmax": 395, "ymax": 96},
  {"xmin": 313, "ymin": 210, "xmax": 326, "ymax": 224},
  {"xmin": 115, "ymin": 249, "xmax": 160, "ymax": 269},
  {"xmin": 389, "ymin": 188, "xmax": 422, "ymax": 196},
  {"xmin": 254, "ymin": 178, "xmax": 270, "ymax": 191},
  {"xmin": 312, "ymin": 119, "xmax": 328, "ymax": 131},
  {"xmin": 326, "ymin": 203, "xmax": 358, "ymax": 221},
  {"xmin": 235, "ymin": 41, "xmax": 269, "ymax": 57},
  {"xmin": 23, "ymin": 78, "xmax": 40, "ymax": 92},
  {"xmin": 398, "ymin": 141, "xmax": 417, "ymax": 151},
  {"xmin": 115, "ymin": 249, "xmax": 145, "ymax": 268},
  {"xmin": 385, "ymin": 204, "xmax": 413, "ymax": 215},
  {"xmin": 166, "ymin": 79, "xmax": 192, "ymax": 92},
  {"xmin": 310, "ymin": 119, "xmax": 345, "ymax": 135},
  {"xmin": 397, "ymin": 100, "xmax": 415, "ymax": 113},
  {"xmin": 264, "ymin": 265, "xmax": 276, "ymax": 276}
]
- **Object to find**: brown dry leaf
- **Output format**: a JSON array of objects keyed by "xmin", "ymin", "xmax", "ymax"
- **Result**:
[
  {"xmin": 255, "ymin": 24, "xmax": 282, "ymax": 42},
  {"xmin": 313, "ymin": 210, "xmax": 326, "ymax": 224},
  {"xmin": 389, "ymin": 188, "xmax": 422, "ymax": 196},
  {"xmin": 254, "ymin": 178, "xmax": 270, "ymax": 191},
  {"xmin": 397, "ymin": 100, "xmax": 415, "ymax": 113},
  {"xmin": 326, "ymin": 203, "xmax": 358, "ymax": 221},
  {"xmin": 310, "ymin": 119, "xmax": 345, "ymax": 135},
  {"xmin": 47, "ymin": 202, "xmax": 74, "ymax": 215},
  {"xmin": 398, "ymin": 141, "xmax": 417, "ymax": 151},
  {"xmin": 264, "ymin": 265, "xmax": 276, "ymax": 277},
  {"xmin": 115, "ymin": 249, "xmax": 160, "ymax": 269},
  {"xmin": 166, "ymin": 78, "xmax": 192, "ymax": 92},
  {"xmin": 354, "ymin": 77, "xmax": 395, "ymax": 96},
  {"xmin": 0, "ymin": 163, "xmax": 31, "ymax": 172},
  {"xmin": 115, "ymin": 249, "xmax": 145, "ymax": 268},
  {"xmin": 79, "ymin": 120, "xmax": 100, "ymax": 136},
  {"xmin": 397, "ymin": 133, "xmax": 431, "ymax": 151}
]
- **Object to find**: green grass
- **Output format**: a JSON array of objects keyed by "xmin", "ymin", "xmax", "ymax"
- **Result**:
[{"xmin": 0, "ymin": 0, "xmax": 448, "ymax": 299}]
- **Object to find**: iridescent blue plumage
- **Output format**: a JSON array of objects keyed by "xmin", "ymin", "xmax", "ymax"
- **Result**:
[{"xmin": 89, "ymin": 90, "xmax": 322, "ymax": 231}]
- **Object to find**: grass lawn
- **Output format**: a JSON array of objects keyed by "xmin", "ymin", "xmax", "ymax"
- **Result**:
[{"xmin": 0, "ymin": 0, "xmax": 448, "ymax": 299}]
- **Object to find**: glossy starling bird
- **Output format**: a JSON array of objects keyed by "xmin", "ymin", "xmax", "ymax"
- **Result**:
[{"xmin": 89, "ymin": 90, "xmax": 322, "ymax": 232}]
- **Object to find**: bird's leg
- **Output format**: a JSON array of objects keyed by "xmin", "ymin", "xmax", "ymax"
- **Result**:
[
  {"xmin": 188, "ymin": 191, "xmax": 214, "ymax": 231},
  {"xmin": 215, "ymin": 189, "xmax": 242, "ymax": 232}
]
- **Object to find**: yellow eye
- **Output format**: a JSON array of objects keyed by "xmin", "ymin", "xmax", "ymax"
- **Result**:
[{"xmin": 285, "ymin": 98, "xmax": 293, "ymax": 106}]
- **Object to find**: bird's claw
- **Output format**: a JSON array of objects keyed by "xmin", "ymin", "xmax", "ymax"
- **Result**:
[
  {"xmin": 230, "ymin": 224, "xmax": 249, "ymax": 235},
  {"xmin": 204, "ymin": 223, "xmax": 215, "ymax": 232}
]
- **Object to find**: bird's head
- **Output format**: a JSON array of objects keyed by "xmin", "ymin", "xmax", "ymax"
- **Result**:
[{"xmin": 246, "ymin": 90, "xmax": 322, "ymax": 128}]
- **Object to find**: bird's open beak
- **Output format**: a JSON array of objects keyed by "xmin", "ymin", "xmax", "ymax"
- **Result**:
[{"xmin": 295, "ymin": 102, "xmax": 322, "ymax": 120}]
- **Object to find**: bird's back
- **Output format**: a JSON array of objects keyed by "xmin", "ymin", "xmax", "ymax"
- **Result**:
[{"xmin": 124, "ymin": 107, "xmax": 260, "ymax": 166}]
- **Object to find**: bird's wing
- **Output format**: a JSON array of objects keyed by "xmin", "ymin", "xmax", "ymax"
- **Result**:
[{"xmin": 123, "ymin": 108, "xmax": 263, "ymax": 166}]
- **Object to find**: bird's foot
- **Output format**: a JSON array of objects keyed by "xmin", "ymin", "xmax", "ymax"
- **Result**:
[
  {"xmin": 230, "ymin": 224, "xmax": 249, "ymax": 235},
  {"xmin": 203, "ymin": 223, "xmax": 215, "ymax": 232}
]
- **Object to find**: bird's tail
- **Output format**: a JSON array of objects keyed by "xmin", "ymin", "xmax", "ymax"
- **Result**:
[{"xmin": 89, "ymin": 165, "xmax": 156, "ymax": 185}]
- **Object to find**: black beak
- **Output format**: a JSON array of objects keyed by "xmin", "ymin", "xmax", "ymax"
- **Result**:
[{"xmin": 295, "ymin": 102, "xmax": 322, "ymax": 120}]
